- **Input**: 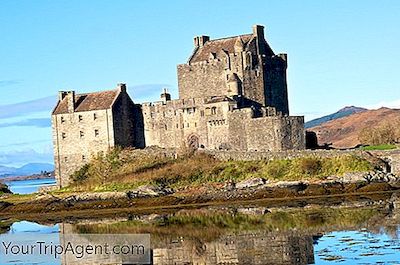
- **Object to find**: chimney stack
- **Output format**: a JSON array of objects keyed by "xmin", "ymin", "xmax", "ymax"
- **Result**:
[
  {"xmin": 160, "ymin": 88, "xmax": 171, "ymax": 103},
  {"xmin": 252, "ymin": 24, "xmax": 265, "ymax": 40},
  {"xmin": 58, "ymin": 91, "xmax": 68, "ymax": 101},
  {"xmin": 117, "ymin": 83, "xmax": 127, "ymax": 93},
  {"xmin": 194, "ymin": 35, "xmax": 210, "ymax": 47},
  {"xmin": 66, "ymin": 91, "xmax": 75, "ymax": 113}
]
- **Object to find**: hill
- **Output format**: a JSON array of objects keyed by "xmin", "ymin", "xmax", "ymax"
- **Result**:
[
  {"xmin": 0, "ymin": 163, "xmax": 54, "ymax": 178},
  {"xmin": 305, "ymin": 106, "xmax": 367, "ymax": 128},
  {"xmin": 308, "ymin": 107, "xmax": 400, "ymax": 148}
]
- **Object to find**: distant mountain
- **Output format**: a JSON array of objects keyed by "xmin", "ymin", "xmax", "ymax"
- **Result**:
[
  {"xmin": 0, "ymin": 165, "xmax": 17, "ymax": 176},
  {"xmin": 308, "ymin": 107, "xmax": 400, "ymax": 148},
  {"xmin": 305, "ymin": 106, "xmax": 367, "ymax": 129},
  {"xmin": 0, "ymin": 163, "xmax": 54, "ymax": 177}
]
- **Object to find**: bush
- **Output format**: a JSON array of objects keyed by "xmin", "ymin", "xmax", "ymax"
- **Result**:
[
  {"xmin": 299, "ymin": 157, "xmax": 322, "ymax": 175},
  {"xmin": 264, "ymin": 159, "xmax": 290, "ymax": 179},
  {"xmin": 71, "ymin": 164, "xmax": 90, "ymax": 183}
]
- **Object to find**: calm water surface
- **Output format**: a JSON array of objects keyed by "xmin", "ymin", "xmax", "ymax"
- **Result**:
[
  {"xmin": 2, "ymin": 200, "xmax": 400, "ymax": 265},
  {"xmin": 5, "ymin": 178, "xmax": 56, "ymax": 194}
]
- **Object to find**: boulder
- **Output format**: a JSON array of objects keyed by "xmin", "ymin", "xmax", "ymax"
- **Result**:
[
  {"xmin": 237, "ymin": 207, "xmax": 270, "ymax": 215},
  {"xmin": 340, "ymin": 172, "xmax": 367, "ymax": 184},
  {"xmin": 127, "ymin": 184, "xmax": 174, "ymax": 199},
  {"xmin": 236, "ymin": 178, "xmax": 267, "ymax": 189},
  {"xmin": 65, "ymin": 192, "xmax": 128, "ymax": 203},
  {"xmin": 272, "ymin": 181, "xmax": 308, "ymax": 192}
]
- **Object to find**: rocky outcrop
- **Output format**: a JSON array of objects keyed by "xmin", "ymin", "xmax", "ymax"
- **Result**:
[
  {"xmin": 64, "ymin": 192, "xmax": 128, "ymax": 203},
  {"xmin": 0, "ymin": 183, "xmax": 11, "ymax": 194},
  {"xmin": 225, "ymin": 171, "xmax": 400, "ymax": 194},
  {"xmin": 127, "ymin": 185, "xmax": 174, "ymax": 199},
  {"xmin": 236, "ymin": 178, "xmax": 267, "ymax": 189}
]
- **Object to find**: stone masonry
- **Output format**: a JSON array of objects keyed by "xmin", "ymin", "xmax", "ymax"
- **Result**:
[
  {"xmin": 52, "ymin": 25, "xmax": 305, "ymax": 187},
  {"xmin": 52, "ymin": 84, "xmax": 136, "ymax": 187}
]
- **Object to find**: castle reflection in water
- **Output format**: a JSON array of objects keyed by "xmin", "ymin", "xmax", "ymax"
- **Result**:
[{"xmin": 60, "ymin": 223, "xmax": 315, "ymax": 265}]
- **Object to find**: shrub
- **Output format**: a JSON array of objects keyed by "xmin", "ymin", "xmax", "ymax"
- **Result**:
[
  {"xmin": 299, "ymin": 157, "xmax": 322, "ymax": 175},
  {"xmin": 71, "ymin": 164, "xmax": 90, "ymax": 182},
  {"xmin": 264, "ymin": 159, "xmax": 290, "ymax": 179}
]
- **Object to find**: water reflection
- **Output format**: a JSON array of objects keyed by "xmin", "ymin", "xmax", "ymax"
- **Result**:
[{"xmin": 2, "ymin": 202, "xmax": 400, "ymax": 264}]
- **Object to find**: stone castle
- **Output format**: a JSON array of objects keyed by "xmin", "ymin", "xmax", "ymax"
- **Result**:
[{"xmin": 52, "ymin": 25, "xmax": 305, "ymax": 187}]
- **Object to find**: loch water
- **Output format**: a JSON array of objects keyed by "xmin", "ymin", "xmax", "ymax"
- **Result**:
[{"xmin": 2, "ymin": 196, "xmax": 400, "ymax": 265}]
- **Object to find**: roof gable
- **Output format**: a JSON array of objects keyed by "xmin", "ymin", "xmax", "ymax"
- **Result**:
[
  {"xmin": 52, "ymin": 89, "xmax": 119, "ymax": 115},
  {"xmin": 190, "ymin": 34, "xmax": 254, "ymax": 63}
]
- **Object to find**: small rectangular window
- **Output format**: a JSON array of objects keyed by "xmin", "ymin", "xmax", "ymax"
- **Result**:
[
  {"xmin": 64, "ymin": 157, "xmax": 68, "ymax": 162},
  {"xmin": 80, "ymin": 131, "xmax": 84, "ymax": 138},
  {"xmin": 61, "ymin": 116, "xmax": 65, "ymax": 123},
  {"xmin": 78, "ymin": 115, "xmax": 83, "ymax": 122},
  {"xmin": 62, "ymin": 133, "xmax": 66, "ymax": 139},
  {"xmin": 94, "ymin": 129, "xmax": 99, "ymax": 137},
  {"xmin": 93, "ymin": 113, "xmax": 97, "ymax": 120},
  {"xmin": 82, "ymin": 155, "xmax": 86, "ymax": 161}
]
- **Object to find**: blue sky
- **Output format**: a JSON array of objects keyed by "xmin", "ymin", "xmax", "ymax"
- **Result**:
[{"xmin": 0, "ymin": 0, "xmax": 399, "ymax": 167}]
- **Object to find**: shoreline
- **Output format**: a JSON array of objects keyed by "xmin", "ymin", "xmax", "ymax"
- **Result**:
[{"xmin": 0, "ymin": 181, "xmax": 398, "ymax": 223}]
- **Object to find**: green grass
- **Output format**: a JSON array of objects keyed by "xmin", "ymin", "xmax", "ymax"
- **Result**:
[
  {"xmin": 65, "ymin": 148, "xmax": 375, "ymax": 192},
  {"xmin": 360, "ymin": 144, "xmax": 397, "ymax": 151}
]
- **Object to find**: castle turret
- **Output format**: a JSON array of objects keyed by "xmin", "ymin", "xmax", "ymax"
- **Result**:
[{"xmin": 160, "ymin": 88, "xmax": 171, "ymax": 103}]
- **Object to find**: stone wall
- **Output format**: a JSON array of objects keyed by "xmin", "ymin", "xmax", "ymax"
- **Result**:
[
  {"xmin": 52, "ymin": 108, "xmax": 114, "ymax": 187},
  {"xmin": 205, "ymin": 149, "xmax": 365, "ymax": 161},
  {"xmin": 141, "ymin": 97, "xmax": 305, "ymax": 152},
  {"xmin": 142, "ymin": 98, "xmax": 237, "ymax": 150},
  {"xmin": 52, "ymin": 89, "xmax": 136, "ymax": 188},
  {"xmin": 112, "ymin": 91, "xmax": 136, "ymax": 147},
  {"xmin": 177, "ymin": 61, "xmax": 228, "ymax": 100}
]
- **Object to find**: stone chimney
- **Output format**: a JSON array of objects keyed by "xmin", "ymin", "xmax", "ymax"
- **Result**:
[
  {"xmin": 252, "ymin": 24, "xmax": 265, "ymax": 40},
  {"xmin": 252, "ymin": 24, "xmax": 266, "ymax": 55},
  {"xmin": 194, "ymin": 35, "xmax": 210, "ymax": 47},
  {"xmin": 66, "ymin": 91, "xmax": 75, "ymax": 113},
  {"xmin": 160, "ymin": 88, "xmax": 171, "ymax": 103},
  {"xmin": 117, "ymin": 83, "xmax": 127, "ymax": 93},
  {"xmin": 58, "ymin": 91, "xmax": 68, "ymax": 101}
]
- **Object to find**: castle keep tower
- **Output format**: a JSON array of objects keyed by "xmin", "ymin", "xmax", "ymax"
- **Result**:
[{"xmin": 177, "ymin": 25, "xmax": 289, "ymax": 114}]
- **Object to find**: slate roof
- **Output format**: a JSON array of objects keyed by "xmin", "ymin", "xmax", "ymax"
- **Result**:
[
  {"xmin": 190, "ymin": 34, "xmax": 253, "ymax": 63},
  {"xmin": 52, "ymin": 89, "xmax": 119, "ymax": 115}
]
